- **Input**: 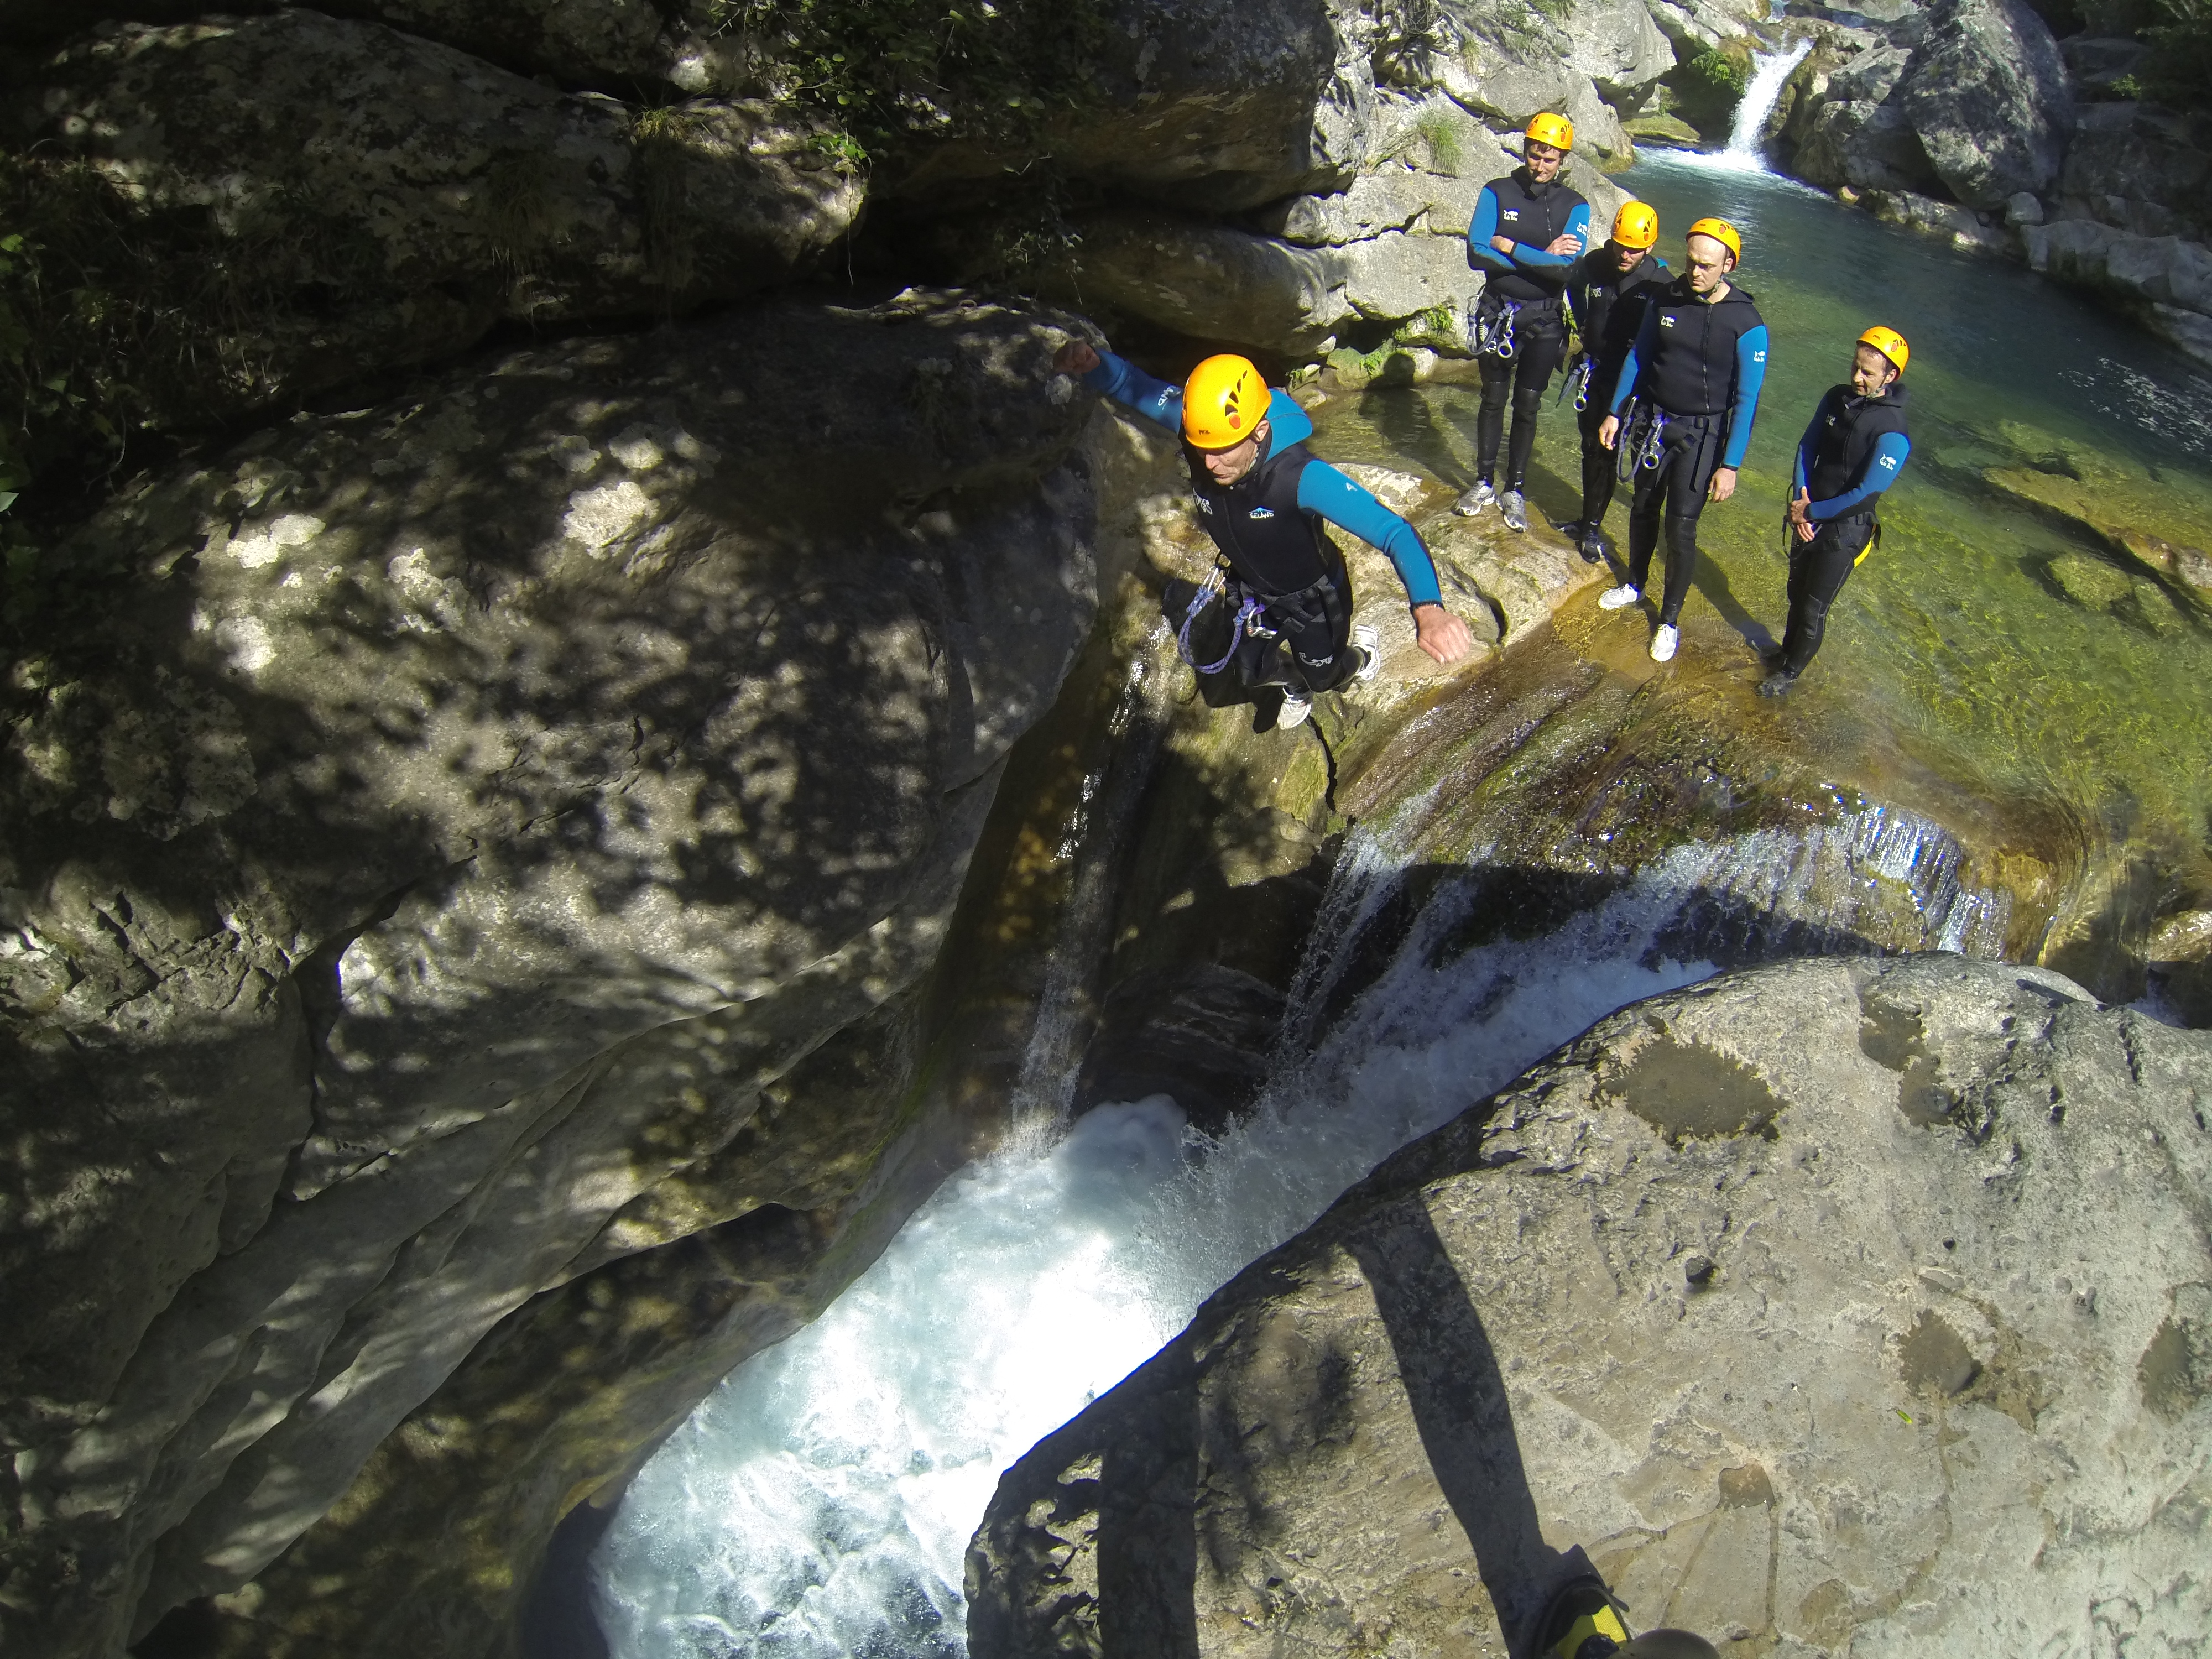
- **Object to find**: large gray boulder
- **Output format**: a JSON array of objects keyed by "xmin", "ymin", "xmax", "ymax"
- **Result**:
[
  {"xmin": 8, "ymin": 13, "xmax": 860, "ymax": 423},
  {"xmin": 1893, "ymin": 0, "xmax": 2073, "ymax": 208},
  {"xmin": 2057, "ymin": 101, "xmax": 2212, "ymax": 241},
  {"xmin": 0, "ymin": 290, "xmax": 1098, "ymax": 1658},
  {"xmin": 968, "ymin": 954, "xmax": 2212, "ymax": 1657},
  {"xmin": 312, "ymin": 0, "xmax": 747, "ymax": 92}
]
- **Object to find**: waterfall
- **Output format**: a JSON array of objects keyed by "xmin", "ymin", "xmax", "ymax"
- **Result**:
[
  {"xmin": 1718, "ymin": 39, "xmax": 1813, "ymax": 171},
  {"xmin": 588, "ymin": 792, "xmax": 2009, "ymax": 1659}
]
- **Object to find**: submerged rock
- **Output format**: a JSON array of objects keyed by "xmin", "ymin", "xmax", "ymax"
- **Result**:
[{"xmin": 969, "ymin": 954, "xmax": 2212, "ymax": 1656}]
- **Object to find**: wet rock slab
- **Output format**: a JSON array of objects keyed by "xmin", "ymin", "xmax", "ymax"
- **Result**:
[{"xmin": 968, "ymin": 954, "xmax": 2212, "ymax": 1657}]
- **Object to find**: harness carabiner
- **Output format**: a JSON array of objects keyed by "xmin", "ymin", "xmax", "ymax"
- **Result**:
[
  {"xmin": 1473, "ymin": 294, "xmax": 1521, "ymax": 361},
  {"xmin": 1563, "ymin": 354, "xmax": 1594, "ymax": 411}
]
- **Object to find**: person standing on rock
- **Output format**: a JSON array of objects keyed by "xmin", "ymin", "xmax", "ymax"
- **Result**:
[
  {"xmin": 1596, "ymin": 217, "xmax": 1770, "ymax": 664},
  {"xmin": 1563, "ymin": 201, "xmax": 1670, "ymax": 567},
  {"xmin": 1055, "ymin": 341, "xmax": 1475, "ymax": 727},
  {"xmin": 1757, "ymin": 326, "xmax": 1913, "ymax": 696},
  {"xmin": 1455, "ymin": 112, "xmax": 1592, "ymax": 535}
]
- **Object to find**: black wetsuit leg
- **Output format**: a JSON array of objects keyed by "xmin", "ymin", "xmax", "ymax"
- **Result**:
[
  {"xmin": 1577, "ymin": 398, "xmax": 1616, "ymax": 531},
  {"xmin": 1780, "ymin": 515, "xmax": 1875, "ymax": 674},
  {"xmin": 1626, "ymin": 419, "xmax": 1721, "ymax": 625},
  {"xmin": 1475, "ymin": 352, "xmax": 1514, "ymax": 484},
  {"xmin": 1262, "ymin": 566, "xmax": 1357, "ymax": 693},
  {"xmin": 1503, "ymin": 325, "xmax": 1567, "ymax": 492}
]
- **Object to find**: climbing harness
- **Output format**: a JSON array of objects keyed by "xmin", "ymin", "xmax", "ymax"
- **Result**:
[
  {"xmin": 1615, "ymin": 400, "xmax": 1672, "ymax": 483},
  {"xmin": 1175, "ymin": 567, "xmax": 1267, "ymax": 675},
  {"xmin": 1472, "ymin": 292, "xmax": 1522, "ymax": 361}
]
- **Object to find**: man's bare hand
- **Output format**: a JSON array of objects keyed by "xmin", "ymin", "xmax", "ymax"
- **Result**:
[
  {"xmin": 1413, "ymin": 603, "xmax": 1475, "ymax": 665},
  {"xmin": 1708, "ymin": 466, "xmax": 1738, "ymax": 504},
  {"xmin": 1055, "ymin": 340, "xmax": 1102, "ymax": 376},
  {"xmin": 1490, "ymin": 234, "xmax": 1517, "ymax": 256},
  {"xmin": 1788, "ymin": 487, "xmax": 1815, "ymax": 542},
  {"xmin": 1545, "ymin": 231, "xmax": 1585, "ymax": 257},
  {"xmin": 1598, "ymin": 414, "xmax": 1621, "ymax": 450}
]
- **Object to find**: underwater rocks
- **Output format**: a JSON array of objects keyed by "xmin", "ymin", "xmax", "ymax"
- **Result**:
[
  {"xmin": 968, "ymin": 953, "xmax": 2212, "ymax": 1658},
  {"xmin": 0, "ymin": 290, "xmax": 1097, "ymax": 1657}
]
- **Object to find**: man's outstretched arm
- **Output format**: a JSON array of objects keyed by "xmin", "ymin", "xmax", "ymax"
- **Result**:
[
  {"xmin": 1054, "ymin": 340, "xmax": 1181, "ymax": 434},
  {"xmin": 1297, "ymin": 462, "xmax": 1474, "ymax": 665}
]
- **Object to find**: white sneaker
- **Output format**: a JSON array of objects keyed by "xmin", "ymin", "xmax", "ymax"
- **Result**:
[
  {"xmin": 1279, "ymin": 691, "xmax": 1313, "ymax": 727},
  {"xmin": 1650, "ymin": 623, "xmax": 1679, "ymax": 662},
  {"xmin": 1454, "ymin": 481, "xmax": 1496, "ymax": 516},
  {"xmin": 1353, "ymin": 623, "xmax": 1381, "ymax": 682},
  {"xmin": 1597, "ymin": 583, "xmax": 1641, "ymax": 611},
  {"xmin": 1499, "ymin": 488, "xmax": 1527, "ymax": 532}
]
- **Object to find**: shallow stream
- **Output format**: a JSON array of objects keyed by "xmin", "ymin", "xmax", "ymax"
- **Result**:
[{"xmin": 588, "ymin": 155, "xmax": 2212, "ymax": 1658}]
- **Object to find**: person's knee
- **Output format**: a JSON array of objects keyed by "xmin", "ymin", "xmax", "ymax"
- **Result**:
[{"xmin": 1666, "ymin": 516, "xmax": 1701, "ymax": 558}]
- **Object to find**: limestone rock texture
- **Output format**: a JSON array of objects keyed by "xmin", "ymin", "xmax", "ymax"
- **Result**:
[
  {"xmin": 0, "ymin": 290, "xmax": 1098, "ymax": 1658},
  {"xmin": 1773, "ymin": 0, "xmax": 2212, "ymax": 369},
  {"xmin": 968, "ymin": 954, "xmax": 2212, "ymax": 1657},
  {"xmin": 6, "ymin": 11, "xmax": 862, "ymax": 424}
]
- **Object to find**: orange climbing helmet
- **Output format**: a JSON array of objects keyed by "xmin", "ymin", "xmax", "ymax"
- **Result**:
[
  {"xmin": 1525, "ymin": 112, "xmax": 1574, "ymax": 153},
  {"xmin": 1686, "ymin": 216, "xmax": 1743, "ymax": 264},
  {"xmin": 1182, "ymin": 354, "xmax": 1267, "ymax": 450},
  {"xmin": 1859, "ymin": 324, "xmax": 1910, "ymax": 374},
  {"xmin": 1611, "ymin": 200, "xmax": 1660, "ymax": 250}
]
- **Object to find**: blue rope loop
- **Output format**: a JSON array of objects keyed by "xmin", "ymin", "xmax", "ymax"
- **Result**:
[{"xmin": 1176, "ymin": 577, "xmax": 1266, "ymax": 676}]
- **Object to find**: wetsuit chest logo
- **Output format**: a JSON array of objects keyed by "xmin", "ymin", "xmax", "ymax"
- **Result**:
[
  {"xmin": 1660, "ymin": 315, "xmax": 1676, "ymax": 328},
  {"xmin": 1503, "ymin": 209, "xmax": 1520, "ymax": 221},
  {"xmin": 1249, "ymin": 506, "xmax": 1276, "ymax": 519}
]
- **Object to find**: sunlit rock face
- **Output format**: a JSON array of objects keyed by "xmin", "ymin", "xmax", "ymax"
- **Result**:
[
  {"xmin": 970, "ymin": 954, "xmax": 2212, "ymax": 1657},
  {"xmin": 0, "ymin": 290, "xmax": 1098, "ymax": 1659}
]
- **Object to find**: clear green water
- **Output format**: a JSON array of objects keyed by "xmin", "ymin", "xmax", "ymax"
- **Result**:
[{"xmin": 1314, "ymin": 152, "xmax": 2212, "ymax": 904}]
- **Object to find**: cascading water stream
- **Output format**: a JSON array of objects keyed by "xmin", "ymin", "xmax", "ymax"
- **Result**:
[
  {"xmin": 588, "ymin": 795, "xmax": 2006, "ymax": 1659},
  {"xmin": 1713, "ymin": 39, "xmax": 1813, "ymax": 171}
]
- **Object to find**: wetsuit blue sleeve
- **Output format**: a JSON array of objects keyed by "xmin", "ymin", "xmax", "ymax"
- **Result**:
[
  {"xmin": 1721, "ymin": 324, "xmax": 1770, "ymax": 469},
  {"xmin": 1081, "ymin": 351, "xmax": 1182, "ymax": 435},
  {"xmin": 1467, "ymin": 185, "xmax": 1513, "ymax": 276},
  {"xmin": 1808, "ymin": 432, "xmax": 1912, "ymax": 521},
  {"xmin": 1296, "ymin": 461, "xmax": 1444, "ymax": 608},
  {"xmin": 1610, "ymin": 305, "xmax": 1658, "ymax": 415},
  {"xmin": 1511, "ymin": 200, "xmax": 1592, "ymax": 269}
]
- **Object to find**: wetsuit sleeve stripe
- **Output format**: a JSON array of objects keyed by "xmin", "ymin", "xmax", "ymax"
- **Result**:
[
  {"xmin": 1512, "ymin": 200, "xmax": 1592, "ymax": 269},
  {"xmin": 1468, "ymin": 186, "xmax": 1513, "ymax": 276},
  {"xmin": 1722, "ymin": 323, "xmax": 1769, "ymax": 470},
  {"xmin": 1296, "ymin": 461, "xmax": 1444, "ymax": 608},
  {"xmin": 1808, "ymin": 431, "xmax": 1911, "ymax": 520},
  {"xmin": 1082, "ymin": 351, "xmax": 1183, "ymax": 435},
  {"xmin": 1610, "ymin": 305, "xmax": 1658, "ymax": 415}
]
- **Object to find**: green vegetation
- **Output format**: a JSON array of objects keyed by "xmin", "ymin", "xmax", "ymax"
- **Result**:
[
  {"xmin": 2143, "ymin": 0, "xmax": 2212, "ymax": 111},
  {"xmin": 1381, "ymin": 107, "xmax": 1466, "ymax": 175},
  {"xmin": 709, "ymin": 0, "xmax": 1111, "ymax": 160},
  {"xmin": 1665, "ymin": 48, "xmax": 1751, "ymax": 134}
]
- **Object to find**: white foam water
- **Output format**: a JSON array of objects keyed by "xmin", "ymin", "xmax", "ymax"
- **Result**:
[
  {"xmin": 588, "ymin": 828, "xmax": 1740, "ymax": 1659},
  {"xmin": 1662, "ymin": 40, "xmax": 1815, "ymax": 175}
]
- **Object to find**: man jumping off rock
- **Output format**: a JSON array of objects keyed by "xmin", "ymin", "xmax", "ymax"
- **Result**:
[{"xmin": 1056, "ymin": 341, "xmax": 1475, "ymax": 727}]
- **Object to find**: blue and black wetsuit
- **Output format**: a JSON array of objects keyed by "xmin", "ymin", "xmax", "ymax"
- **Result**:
[
  {"xmin": 1467, "ymin": 170, "xmax": 1591, "ymax": 492},
  {"xmin": 1566, "ymin": 247, "xmax": 1668, "ymax": 541},
  {"xmin": 1083, "ymin": 351, "xmax": 1444, "ymax": 698},
  {"xmin": 1608, "ymin": 276, "xmax": 1770, "ymax": 627},
  {"xmin": 1776, "ymin": 382, "xmax": 1912, "ymax": 676}
]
